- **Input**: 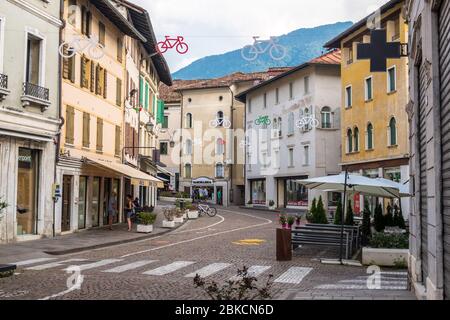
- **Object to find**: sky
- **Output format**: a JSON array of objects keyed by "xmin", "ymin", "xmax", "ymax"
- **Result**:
[{"xmin": 130, "ymin": 0, "xmax": 390, "ymax": 73}]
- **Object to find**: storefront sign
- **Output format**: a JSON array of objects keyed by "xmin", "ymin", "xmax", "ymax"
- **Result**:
[
  {"xmin": 192, "ymin": 177, "xmax": 214, "ymax": 186},
  {"xmin": 287, "ymin": 200, "xmax": 308, "ymax": 207},
  {"xmin": 131, "ymin": 178, "xmax": 150, "ymax": 187},
  {"xmin": 354, "ymin": 193, "xmax": 361, "ymax": 215}
]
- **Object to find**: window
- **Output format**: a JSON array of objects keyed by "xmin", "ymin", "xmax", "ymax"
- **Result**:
[
  {"xmin": 160, "ymin": 142, "xmax": 168, "ymax": 155},
  {"xmin": 81, "ymin": 6, "xmax": 91, "ymax": 36},
  {"xmin": 263, "ymin": 93, "xmax": 267, "ymax": 108},
  {"xmin": 96, "ymin": 118, "xmax": 103, "ymax": 152},
  {"xmin": 248, "ymin": 98, "xmax": 252, "ymax": 113},
  {"xmin": 275, "ymin": 88, "xmax": 279, "ymax": 104},
  {"xmin": 215, "ymin": 163, "xmax": 224, "ymax": 178},
  {"xmin": 389, "ymin": 117, "xmax": 397, "ymax": 146},
  {"xmin": 278, "ymin": 117, "xmax": 282, "ymax": 137},
  {"xmin": 366, "ymin": 123, "xmax": 374, "ymax": 150},
  {"xmin": 347, "ymin": 46, "xmax": 354, "ymax": 64},
  {"xmin": 273, "ymin": 150, "xmax": 280, "ymax": 169},
  {"xmin": 117, "ymin": 37, "xmax": 123, "ymax": 62},
  {"xmin": 304, "ymin": 146, "xmax": 310, "ymax": 166},
  {"xmin": 82, "ymin": 112, "xmax": 90, "ymax": 148},
  {"xmin": 321, "ymin": 106, "xmax": 332, "ymax": 129},
  {"xmin": 98, "ymin": 21, "xmax": 105, "ymax": 46},
  {"xmin": 162, "ymin": 115, "xmax": 169, "ymax": 129},
  {"xmin": 68, "ymin": 0, "xmax": 77, "ymax": 26},
  {"xmin": 250, "ymin": 180, "xmax": 266, "ymax": 205},
  {"xmin": 387, "ymin": 66, "xmax": 396, "ymax": 93},
  {"xmin": 289, "ymin": 82, "xmax": 294, "ymax": 100},
  {"xmin": 184, "ymin": 164, "xmax": 192, "ymax": 179},
  {"xmin": 345, "ymin": 86, "xmax": 352, "ymax": 108},
  {"xmin": 392, "ymin": 19, "xmax": 400, "ymax": 41},
  {"xmin": 115, "ymin": 125, "xmax": 121, "ymax": 157},
  {"xmin": 303, "ymin": 108, "xmax": 311, "ymax": 131},
  {"xmin": 185, "ymin": 139, "xmax": 192, "ymax": 155},
  {"xmin": 217, "ymin": 111, "xmax": 224, "ymax": 126},
  {"xmin": 286, "ymin": 179, "xmax": 308, "ymax": 207},
  {"xmin": 216, "ymin": 138, "xmax": 224, "ymax": 155},
  {"xmin": 288, "ymin": 112, "xmax": 295, "ymax": 135},
  {"xmin": 347, "ymin": 129, "xmax": 353, "ymax": 153},
  {"xmin": 304, "ymin": 76, "xmax": 310, "ymax": 94},
  {"xmin": 185, "ymin": 113, "xmax": 193, "ymax": 128},
  {"xmin": 288, "ymin": 148, "xmax": 294, "ymax": 167},
  {"xmin": 25, "ymin": 33, "xmax": 43, "ymax": 85},
  {"xmin": 116, "ymin": 78, "xmax": 122, "ymax": 107},
  {"xmin": 65, "ymin": 106, "xmax": 75, "ymax": 144},
  {"xmin": 62, "ymin": 45, "xmax": 75, "ymax": 83},
  {"xmin": 365, "ymin": 76, "xmax": 373, "ymax": 101},
  {"xmin": 354, "ymin": 127, "xmax": 360, "ymax": 152}
]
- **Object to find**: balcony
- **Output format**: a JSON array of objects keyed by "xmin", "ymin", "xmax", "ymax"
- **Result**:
[
  {"xmin": 21, "ymin": 82, "xmax": 51, "ymax": 111},
  {"xmin": 0, "ymin": 73, "xmax": 10, "ymax": 101}
]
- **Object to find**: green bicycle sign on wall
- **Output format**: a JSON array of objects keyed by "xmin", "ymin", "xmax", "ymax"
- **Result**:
[{"xmin": 255, "ymin": 115, "xmax": 271, "ymax": 126}]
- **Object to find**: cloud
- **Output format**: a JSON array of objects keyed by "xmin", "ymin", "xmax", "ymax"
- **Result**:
[{"xmin": 130, "ymin": 0, "xmax": 389, "ymax": 72}]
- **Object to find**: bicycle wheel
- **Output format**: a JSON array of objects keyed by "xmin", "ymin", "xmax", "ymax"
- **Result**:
[
  {"xmin": 255, "ymin": 118, "xmax": 261, "ymax": 126},
  {"xmin": 89, "ymin": 43, "xmax": 105, "ymax": 60},
  {"xmin": 241, "ymin": 45, "xmax": 258, "ymax": 61},
  {"xmin": 311, "ymin": 118, "xmax": 320, "ymax": 128},
  {"xmin": 157, "ymin": 41, "xmax": 168, "ymax": 54},
  {"xmin": 209, "ymin": 119, "xmax": 218, "ymax": 128},
  {"xmin": 176, "ymin": 42, "xmax": 189, "ymax": 54},
  {"xmin": 223, "ymin": 119, "xmax": 232, "ymax": 128},
  {"xmin": 59, "ymin": 43, "xmax": 76, "ymax": 59},
  {"xmin": 207, "ymin": 207, "xmax": 217, "ymax": 217},
  {"xmin": 270, "ymin": 44, "xmax": 287, "ymax": 61}
]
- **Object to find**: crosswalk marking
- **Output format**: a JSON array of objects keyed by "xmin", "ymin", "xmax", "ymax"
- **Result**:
[
  {"xmin": 340, "ymin": 279, "xmax": 407, "ymax": 285},
  {"xmin": 274, "ymin": 267, "xmax": 313, "ymax": 284},
  {"xmin": 316, "ymin": 284, "xmax": 408, "ymax": 290},
  {"xmin": 229, "ymin": 266, "xmax": 272, "ymax": 281},
  {"xmin": 62, "ymin": 259, "xmax": 122, "ymax": 271},
  {"xmin": 103, "ymin": 260, "xmax": 158, "ymax": 273},
  {"xmin": 13, "ymin": 258, "xmax": 57, "ymax": 267},
  {"xmin": 26, "ymin": 259, "xmax": 88, "ymax": 271},
  {"xmin": 185, "ymin": 263, "xmax": 232, "ymax": 278},
  {"xmin": 143, "ymin": 261, "xmax": 195, "ymax": 276}
]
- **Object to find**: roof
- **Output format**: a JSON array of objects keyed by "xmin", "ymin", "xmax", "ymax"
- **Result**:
[
  {"xmin": 90, "ymin": 0, "xmax": 146, "ymax": 42},
  {"xmin": 235, "ymin": 50, "xmax": 341, "ymax": 102},
  {"xmin": 324, "ymin": 0, "xmax": 403, "ymax": 48},
  {"xmin": 119, "ymin": 1, "xmax": 173, "ymax": 86},
  {"xmin": 159, "ymin": 68, "xmax": 290, "ymax": 103}
]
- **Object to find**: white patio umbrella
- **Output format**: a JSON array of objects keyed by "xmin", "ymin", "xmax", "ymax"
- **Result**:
[{"xmin": 374, "ymin": 178, "xmax": 410, "ymax": 197}]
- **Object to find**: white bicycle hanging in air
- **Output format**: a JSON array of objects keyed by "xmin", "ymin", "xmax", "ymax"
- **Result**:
[
  {"xmin": 209, "ymin": 117, "xmax": 232, "ymax": 128},
  {"xmin": 241, "ymin": 36, "xmax": 287, "ymax": 62},
  {"xmin": 59, "ymin": 34, "xmax": 105, "ymax": 60},
  {"xmin": 296, "ymin": 115, "xmax": 320, "ymax": 130}
]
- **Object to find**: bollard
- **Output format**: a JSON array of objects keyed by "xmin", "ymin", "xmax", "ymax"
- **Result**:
[{"xmin": 276, "ymin": 228, "xmax": 292, "ymax": 261}]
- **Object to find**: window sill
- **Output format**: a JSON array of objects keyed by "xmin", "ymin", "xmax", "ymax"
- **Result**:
[
  {"xmin": 21, "ymin": 95, "xmax": 51, "ymax": 111},
  {"xmin": 387, "ymin": 90, "xmax": 397, "ymax": 95},
  {"xmin": 96, "ymin": 150, "xmax": 103, "ymax": 154},
  {"xmin": 365, "ymin": 98, "xmax": 373, "ymax": 103},
  {"xmin": 82, "ymin": 146, "xmax": 90, "ymax": 151},
  {"xmin": 365, "ymin": 148, "xmax": 374, "ymax": 152},
  {"xmin": 345, "ymin": 106, "xmax": 352, "ymax": 110},
  {"xmin": 287, "ymin": 133, "xmax": 295, "ymax": 137},
  {"xmin": 346, "ymin": 151, "xmax": 360, "ymax": 155},
  {"xmin": 388, "ymin": 144, "xmax": 398, "ymax": 149}
]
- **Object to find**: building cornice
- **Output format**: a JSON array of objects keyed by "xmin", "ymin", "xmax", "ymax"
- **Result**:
[{"xmin": 7, "ymin": 0, "xmax": 63, "ymax": 28}]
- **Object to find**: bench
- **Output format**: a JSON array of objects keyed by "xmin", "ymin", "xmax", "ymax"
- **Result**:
[
  {"xmin": 302, "ymin": 223, "xmax": 361, "ymax": 251},
  {"xmin": 291, "ymin": 228, "xmax": 352, "ymax": 259}
]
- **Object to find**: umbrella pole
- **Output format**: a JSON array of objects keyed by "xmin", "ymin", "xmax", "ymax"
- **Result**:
[{"xmin": 339, "ymin": 169, "xmax": 349, "ymax": 264}]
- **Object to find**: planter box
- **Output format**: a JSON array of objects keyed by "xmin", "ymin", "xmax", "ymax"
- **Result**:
[
  {"xmin": 246, "ymin": 204, "xmax": 253, "ymax": 208},
  {"xmin": 182, "ymin": 213, "xmax": 187, "ymax": 219},
  {"xmin": 187, "ymin": 210, "xmax": 199, "ymax": 219},
  {"xmin": 162, "ymin": 220, "xmax": 176, "ymax": 228},
  {"xmin": 362, "ymin": 247, "xmax": 409, "ymax": 267},
  {"xmin": 269, "ymin": 206, "xmax": 276, "ymax": 210},
  {"xmin": 174, "ymin": 217, "xmax": 184, "ymax": 223},
  {"xmin": 159, "ymin": 196, "xmax": 193, "ymax": 203},
  {"xmin": 137, "ymin": 224, "xmax": 153, "ymax": 233}
]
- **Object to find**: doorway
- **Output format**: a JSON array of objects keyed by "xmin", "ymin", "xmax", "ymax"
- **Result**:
[
  {"xmin": 91, "ymin": 177, "xmax": 101, "ymax": 227},
  {"xmin": 103, "ymin": 178, "xmax": 111, "ymax": 225},
  {"xmin": 61, "ymin": 175, "xmax": 72, "ymax": 232},
  {"xmin": 216, "ymin": 187, "xmax": 223, "ymax": 206},
  {"xmin": 78, "ymin": 176, "xmax": 87, "ymax": 229}
]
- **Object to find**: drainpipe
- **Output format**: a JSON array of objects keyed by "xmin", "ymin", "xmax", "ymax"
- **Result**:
[
  {"xmin": 228, "ymin": 86, "xmax": 234, "ymax": 205},
  {"xmin": 179, "ymin": 91, "xmax": 184, "ymax": 192}
]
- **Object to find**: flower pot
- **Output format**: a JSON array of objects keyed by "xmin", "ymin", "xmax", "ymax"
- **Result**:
[
  {"xmin": 174, "ymin": 217, "xmax": 184, "ymax": 223},
  {"xmin": 187, "ymin": 210, "xmax": 199, "ymax": 219},
  {"xmin": 162, "ymin": 220, "xmax": 176, "ymax": 228},
  {"xmin": 182, "ymin": 213, "xmax": 187, "ymax": 219},
  {"xmin": 287, "ymin": 224, "xmax": 293, "ymax": 230},
  {"xmin": 137, "ymin": 224, "xmax": 153, "ymax": 233},
  {"xmin": 247, "ymin": 204, "xmax": 253, "ymax": 208},
  {"xmin": 281, "ymin": 223, "xmax": 287, "ymax": 229}
]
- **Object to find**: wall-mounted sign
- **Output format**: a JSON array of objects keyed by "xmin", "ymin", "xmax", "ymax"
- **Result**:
[
  {"xmin": 254, "ymin": 115, "xmax": 271, "ymax": 126},
  {"xmin": 192, "ymin": 177, "xmax": 214, "ymax": 185}
]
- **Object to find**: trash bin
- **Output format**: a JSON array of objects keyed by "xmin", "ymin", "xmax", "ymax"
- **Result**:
[{"xmin": 276, "ymin": 228, "xmax": 292, "ymax": 261}]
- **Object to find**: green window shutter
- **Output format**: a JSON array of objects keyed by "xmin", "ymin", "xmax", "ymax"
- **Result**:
[
  {"xmin": 145, "ymin": 82, "xmax": 149, "ymax": 110},
  {"xmin": 139, "ymin": 77, "xmax": 144, "ymax": 107},
  {"xmin": 157, "ymin": 100, "xmax": 165, "ymax": 124}
]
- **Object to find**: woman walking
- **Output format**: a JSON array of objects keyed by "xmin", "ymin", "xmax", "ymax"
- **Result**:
[{"xmin": 125, "ymin": 194, "xmax": 134, "ymax": 232}]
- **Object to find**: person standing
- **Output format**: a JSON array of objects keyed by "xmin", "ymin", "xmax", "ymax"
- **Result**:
[
  {"xmin": 217, "ymin": 189, "xmax": 222, "ymax": 206},
  {"xmin": 125, "ymin": 194, "xmax": 134, "ymax": 232},
  {"xmin": 108, "ymin": 192, "xmax": 118, "ymax": 231}
]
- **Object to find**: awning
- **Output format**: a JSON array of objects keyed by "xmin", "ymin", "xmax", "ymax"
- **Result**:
[
  {"xmin": 157, "ymin": 165, "xmax": 174, "ymax": 177},
  {"xmin": 85, "ymin": 157, "xmax": 164, "ymax": 188}
]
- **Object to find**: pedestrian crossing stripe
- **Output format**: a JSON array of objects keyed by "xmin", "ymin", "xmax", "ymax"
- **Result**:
[
  {"xmin": 143, "ymin": 261, "xmax": 195, "ymax": 276},
  {"xmin": 62, "ymin": 259, "xmax": 123, "ymax": 272},
  {"xmin": 26, "ymin": 259, "xmax": 88, "ymax": 271},
  {"xmin": 229, "ymin": 265, "xmax": 271, "ymax": 281},
  {"xmin": 185, "ymin": 263, "xmax": 232, "ymax": 278},
  {"xmin": 13, "ymin": 258, "xmax": 57, "ymax": 266},
  {"xmin": 274, "ymin": 267, "xmax": 313, "ymax": 284},
  {"xmin": 102, "ymin": 260, "xmax": 158, "ymax": 273}
]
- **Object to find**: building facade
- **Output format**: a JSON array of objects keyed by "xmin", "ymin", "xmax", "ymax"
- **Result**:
[
  {"xmin": 236, "ymin": 51, "xmax": 342, "ymax": 210},
  {"xmin": 0, "ymin": 0, "xmax": 62, "ymax": 242},
  {"xmin": 407, "ymin": 0, "xmax": 450, "ymax": 300},
  {"xmin": 325, "ymin": 0, "xmax": 410, "ymax": 216}
]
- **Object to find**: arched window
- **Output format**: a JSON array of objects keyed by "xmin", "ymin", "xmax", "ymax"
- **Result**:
[
  {"xmin": 347, "ymin": 129, "xmax": 353, "ymax": 153},
  {"xmin": 184, "ymin": 163, "xmax": 192, "ymax": 178},
  {"xmin": 185, "ymin": 113, "xmax": 193, "ymax": 128},
  {"xmin": 367, "ymin": 123, "xmax": 374, "ymax": 150},
  {"xmin": 288, "ymin": 112, "xmax": 295, "ymax": 135},
  {"xmin": 354, "ymin": 127, "xmax": 360, "ymax": 152},
  {"xmin": 215, "ymin": 163, "xmax": 224, "ymax": 178},
  {"xmin": 217, "ymin": 111, "xmax": 224, "ymax": 127},
  {"xmin": 185, "ymin": 139, "xmax": 192, "ymax": 155},
  {"xmin": 389, "ymin": 117, "xmax": 397, "ymax": 146},
  {"xmin": 278, "ymin": 117, "xmax": 282, "ymax": 137},
  {"xmin": 216, "ymin": 138, "xmax": 224, "ymax": 155},
  {"xmin": 321, "ymin": 106, "xmax": 332, "ymax": 129}
]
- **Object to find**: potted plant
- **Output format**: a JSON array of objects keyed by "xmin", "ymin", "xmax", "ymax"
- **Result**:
[
  {"xmin": 279, "ymin": 214, "xmax": 287, "ymax": 229},
  {"xmin": 247, "ymin": 200, "xmax": 253, "ymax": 208},
  {"xmin": 162, "ymin": 208, "xmax": 177, "ymax": 228},
  {"xmin": 268, "ymin": 200, "xmax": 276, "ymax": 210},
  {"xmin": 287, "ymin": 216, "xmax": 295, "ymax": 229},
  {"xmin": 136, "ymin": 212, "xmax": 157, "ymax": 233},
  {"xmin": 187, "ymin": 204, "xmax": 199, "ymax": 220},
  {"xmin": 174, "ymin": 208, "xmax": 184, "ymax": 223},
  {"xmin": 295, "ymin": 214, "xmax": 302, "ymax": 226}
]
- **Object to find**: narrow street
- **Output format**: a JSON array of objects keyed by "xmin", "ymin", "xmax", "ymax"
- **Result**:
[{"xmin": 0, "ymin": 207, "xmax": 414, "ymax": 300}]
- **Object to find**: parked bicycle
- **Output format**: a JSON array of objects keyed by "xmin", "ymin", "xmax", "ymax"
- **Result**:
[
  {"xmin": 59, "ymin": 34, "xmax": 105, "ymax": 60},
  {"xmin": 209, "ymin": 117, "xmax": 232, "ymax": 128},
  {"xmin": 255, "ymin": 115, "xmax": 271, "ymax": 126},
  {"xmin": 241, "ymin": 36, "xmax": 287, "ymax": 62},
  {"xmin": 157, "ymin": 36, "xmax": 189, "ymax": 54},
  {"xmin": 197, "ymin": 202, "xmax": 217, "ymax": 217},
  {"xmin": 296, "ymin": 115, "xmax": 319, "ymax": 130}
]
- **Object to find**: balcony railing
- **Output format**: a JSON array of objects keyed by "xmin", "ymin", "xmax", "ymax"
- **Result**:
[
  {"xmin": 23, "ymin": 82, "xmax": 49, "ymax": 101},
  {"xmin": 0, "ymin": 73, "xmax": 8, "ymax": 89}
]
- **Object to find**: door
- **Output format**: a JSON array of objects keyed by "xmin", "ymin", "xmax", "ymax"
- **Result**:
[
  {"xmin": 78, "ymin": 176, "xmax": 87, "ymax": 229},
  {"xmin": 103, "ymin": 178, "xmax": 111, "ymax": 225},
  {"xmin": 91, "ymin": 177, "xmax": 101, "ymax": 227},
  {"xmin": 439, "ymin": 0, "xmax": 450, "ymax": 299},
  {"xmin": 113, "ymin": 179, "xmax": 120, "ymax": 224},
  {"xmin": 61, "ymin": 175, "xmax": 72, "ymax": 232},
  {"xmin": 216, "ymin": 187, "xmax": 223, "ymax": 206}
]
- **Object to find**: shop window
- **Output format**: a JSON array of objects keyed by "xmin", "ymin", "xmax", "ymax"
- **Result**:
[
  {"xmin": 286, "ymin": 179, "xmax": 308, "ymax": 207},
  {"xmin": 251, "ymin": 180, "xmax": 266, "ymax": 205}
]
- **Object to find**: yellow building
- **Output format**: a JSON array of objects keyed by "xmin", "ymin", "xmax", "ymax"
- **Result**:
[{"xmin": 325, "ymin": 0, "xmax": 409, "ymax": 213}]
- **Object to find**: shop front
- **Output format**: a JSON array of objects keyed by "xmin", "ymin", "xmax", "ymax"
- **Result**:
[
  {"xmin": 182, "ymin": 177, "xmax": 229, "ymax": 206},
  {"xmin": 250, "ymin": 179, "xmax": 266, "ymax": 206}
]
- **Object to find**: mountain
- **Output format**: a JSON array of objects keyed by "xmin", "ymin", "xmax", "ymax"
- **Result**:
[{"xmin": 172, "ymin": 22, "xmax": 352, "ymax": 80}]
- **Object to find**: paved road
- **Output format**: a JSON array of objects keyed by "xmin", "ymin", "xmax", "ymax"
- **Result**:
[{"xmin": 0, "ymin": 207, "xmax": 414, "ymax": 300}]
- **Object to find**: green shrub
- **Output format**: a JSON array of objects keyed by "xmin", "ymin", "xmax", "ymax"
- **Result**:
[
  {"xmin": 268, "ymin": 200, "xmax": 275, "ymax": 207},
  {"xmin": 369, "ymin": 232, "xmax": 409, "ymax": 249},
  {"xmin": 138, "ymin": 212, "xmax": 157, "ymax": 225},
  {"xmin": 374, "ymin": 203, "xmax": 385, "ymax": 232},
  {"xmin": 393, "ymin": 205, "xmax": 406, "ymax": 229},
  {"xmin": 345, "ymin": 200, "xmax": 354, "ymax": 226},
  {"xmin": 385, "ymin": 204, "xmax": 394, "ymax": 227},
  {"xmin": 287, "ymin": 215, "xmax": 295, "ymax": 226},
  {"xmin": 361, "ymin": 202, "xmax": 372, "ymax": 246},
  {"xmin": 310, "ymin": 198, "xmax": 317, "ymax": 222},
  {"xmin": 333, "ymin": 199, "xmax": 343, "ymax": 225},
  {"xmin": 314, "ymin": 196, "xmax": 328, "ymax": 224}
]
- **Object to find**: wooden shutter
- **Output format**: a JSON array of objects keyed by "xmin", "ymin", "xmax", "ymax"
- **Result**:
[
  {"xmin": 96, "ymin": 118, "xmax": 103, "ymax": 152},
  {"xmin": 90, "ymin": 60, "xmax": 95, "ymax": 92},
  {"xmin": 65, "ymin": 106, "xmax": 75, "ymax": 144},
  {"xmin": 116, "ymin": 78, "xmax": 122, "ymax": 107},
  {"xmin": 117, "ymin": 37, "xmax": 123, "ymax": 63},
  {"xmin": 62, "ymin": 45, "xmax": 70, "ymax": 79},
  {"xmin": 125, "ymin": 122, "xmax": 130, "ymax": 155},
  {"xmin": 80, "ymin": 55, "xmax": 86, "ymax": 88},
  {"xmin": 99, "ymin": 21, "xmax": 105, "ymax": 46},
  {"xmin": 103, "ymin": 69, "xmax": 107, "ymax": 99},
  {"xmin": 95, "ymin": 64, "xmax": 101, "ymax": 95},
  {"xmin": 115, "ymin": 125, "xmax": 121, "ymax": 157},
  {"xmin": 82, "ymin": 112, "xmax": 90, "ymax": 148},
  {"xmin": 81, "ymin": 6, "xmax": 86, "ymax": 35}
]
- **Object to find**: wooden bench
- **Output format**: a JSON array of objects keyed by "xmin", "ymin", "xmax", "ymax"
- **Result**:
[{"xmin": 302, "ymin": 224, "xmax": 361, "ymax": 251}]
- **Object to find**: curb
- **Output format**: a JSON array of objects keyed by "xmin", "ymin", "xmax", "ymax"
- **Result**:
[{"xmin": 43, "ymin": 220, "xmax": 188, "ymax": 256}]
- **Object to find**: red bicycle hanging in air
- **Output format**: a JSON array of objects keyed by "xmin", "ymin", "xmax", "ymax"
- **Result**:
[{"xmin": 157, "ymin": 36, "xmax": 189, "ymax": 54}]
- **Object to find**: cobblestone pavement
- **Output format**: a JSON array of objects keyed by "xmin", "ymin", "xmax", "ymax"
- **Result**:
[{"xmin": 0, "ymin": 207, "xmax": 416, "ymax": 300}]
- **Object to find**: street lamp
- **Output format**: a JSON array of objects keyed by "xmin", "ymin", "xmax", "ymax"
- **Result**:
[
  {"xmin": 169, "ymin": 140, "xmax": 175, "ymax": 148},
  {"xmin": 145, "ymin": 122, "xmax": 154, "ymax": 132}
]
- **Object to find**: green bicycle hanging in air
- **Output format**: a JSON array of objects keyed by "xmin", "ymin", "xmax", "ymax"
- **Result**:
[{"xmin": 255, "ymin": 115, "xmax": 271, "ymax": 126}]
